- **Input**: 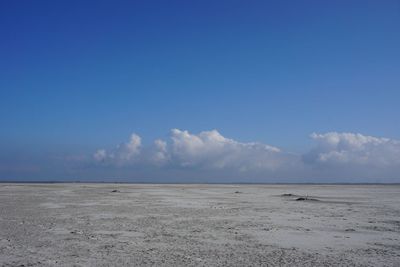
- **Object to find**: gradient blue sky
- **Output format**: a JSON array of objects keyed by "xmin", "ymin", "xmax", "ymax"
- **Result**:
[{"xmin": 1, "ymin": 1, "xmax": 399, "ymax": 182}]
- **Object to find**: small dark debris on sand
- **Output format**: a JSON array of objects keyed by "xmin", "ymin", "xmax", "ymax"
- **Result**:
[
  {"xmin": 296, "ymin": 197, "xmax": 319, "ymax": 201},
  {"xmin": 111, "ymin": 190, "xmax": 120, "ymax": 193},
  {"xmin": 345, "ymin": 228, "xmax": 356, "ymax": 232},
  {"xmin": 280, "ymin": 193, "xmax": 319, "ymax": 201},
  {"xmin": 234, "ymin": 191, "xmax": 242, "ymax": 194}
]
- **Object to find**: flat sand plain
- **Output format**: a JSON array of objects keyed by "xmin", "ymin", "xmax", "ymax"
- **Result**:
[{"xmin": 0, "ymin": 184, "xmax": 399, "ymax": 266}]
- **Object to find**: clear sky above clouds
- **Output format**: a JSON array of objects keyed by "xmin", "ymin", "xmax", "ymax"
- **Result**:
[{"xmin": 0, "ymin": 1, "xmax": 399, "ymax": 182}]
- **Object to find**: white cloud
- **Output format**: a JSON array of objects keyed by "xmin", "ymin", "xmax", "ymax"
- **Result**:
[
  {"xmin": 152, "ymin": 139, "xmax": 169, "ymax": 164},
  {"xmin": 168, "ymin": 129, "xmax": 285, "ymax": 171},
  {"xmin": 305, "ymin": 132, "xmax": 400, "ymax": 166},
  {"xmin": 93, "ymin": 149, "xmax": 107, "ymax": 161},
  {"xmin": 92, "ymin": 129, "xmax": 400, "ymax": 181},
  {"xmin": 93, "ymin": 133, "xmax": 141, "ymax": 165},
  {"xmin": 94, "ymin": 129, "xmax": 289, "ymax": 171}
]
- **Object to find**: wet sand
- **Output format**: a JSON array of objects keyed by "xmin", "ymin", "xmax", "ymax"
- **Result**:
[{"xmin": 0, "ymin": 184, "xmax": 399, "ymax": 266}]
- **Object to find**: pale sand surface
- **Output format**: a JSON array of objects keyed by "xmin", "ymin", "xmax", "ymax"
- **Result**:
[{"xmin": 0, "ymin": 184, "xmax": 399, "ymax": 266}]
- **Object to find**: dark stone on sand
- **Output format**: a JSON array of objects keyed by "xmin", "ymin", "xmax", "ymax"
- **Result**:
[
  {"xmin": 111, "ymin": 190, "xmax": 120, "ymax": 193},
  {"xmin": 282, "ymin": 193, "xmax": 294, "ymax": 196},
  {"xmin": 234, "ymin": 191, "xmax": 242, "ymax": 194},
  {"xmin": 295, "ymin": 197, "xmax": 319, "ymax": 201}
]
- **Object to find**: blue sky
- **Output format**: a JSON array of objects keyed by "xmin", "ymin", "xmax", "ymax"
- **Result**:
[{"xmin": 0, "ymin": 1, "xmax": 399, "ymax": 182}]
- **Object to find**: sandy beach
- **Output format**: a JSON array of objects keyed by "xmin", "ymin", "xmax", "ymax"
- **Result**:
[{"xmin": 0, "ymin": 184, "xmax": 399, "ymax": 266}]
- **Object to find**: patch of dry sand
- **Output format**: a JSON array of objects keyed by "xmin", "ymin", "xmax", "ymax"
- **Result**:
[{"xmin": 0, "ymin": 184, "xmax": 399, "ymax": 266}]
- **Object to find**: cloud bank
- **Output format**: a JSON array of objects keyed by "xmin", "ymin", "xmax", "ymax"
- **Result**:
[
  {"xmin": 95, "ymin": 129, "xmax": 294, "ymax": 171},
  {"xmin": 94, "ymin": 133, "xmax": 141, "ymax": 165},
  {"xmin": 93, "ymin": 129, "xmax": 400, "ymax": 182},
  {"xmin": 305, "ymin": 132, "xmax": 400, "ymax": 166}
]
